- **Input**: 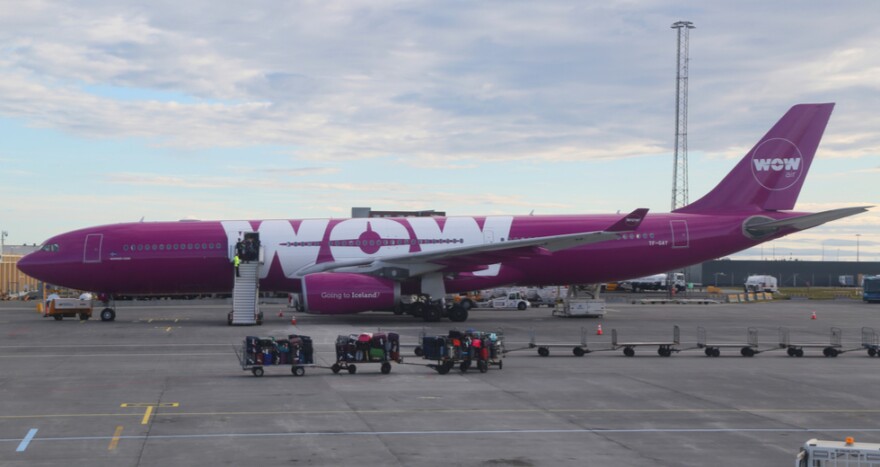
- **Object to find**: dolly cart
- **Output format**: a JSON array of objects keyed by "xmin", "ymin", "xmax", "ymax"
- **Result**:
[
  {"xmin": 419, "ymin": 330, "xmax": 503, "ymax": 374},
  {"xmin": 526, "ymin": 327, "xmax": 593, "ymax": 357},
  {"xmin": 863, "ymin": 327, "xmax": 880, "ymax": 357},
  {"xmin": 236, "ymin": 335, "xmax": 315, "ymax": 377},
  {"xmin": 334, "ymin": 332, "xmax": 401, "ymax": 375},
  {"xmin": 696, "ymin": 326, "xmax": 760, "ymax": 357},
  {"xmin": 612, "ymin": 325, "xmax": 680, "ymax": 357},
  {"xmin": 778, "ymin": 327, "xmax": 857, "ymax": 358}
]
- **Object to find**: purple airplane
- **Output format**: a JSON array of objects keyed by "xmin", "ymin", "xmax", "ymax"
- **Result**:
[{"xmin": 17, "ymin": 103, "xmax": 869, "ymax": 323}]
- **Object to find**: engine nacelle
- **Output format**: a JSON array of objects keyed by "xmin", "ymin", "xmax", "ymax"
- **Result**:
[{"xmin": 301, "ymin": 273, "xmax": 400, "ymax": 314}]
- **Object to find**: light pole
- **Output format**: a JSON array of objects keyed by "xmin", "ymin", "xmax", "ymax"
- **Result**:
[{"xmin": 713, "ymin": 272, "xmax": 725, "ymax": 286}]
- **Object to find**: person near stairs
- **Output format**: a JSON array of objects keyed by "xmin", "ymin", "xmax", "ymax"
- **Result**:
[{"xmin": 233, "ymin": 254, "xmax": 241, "ymax": 277}]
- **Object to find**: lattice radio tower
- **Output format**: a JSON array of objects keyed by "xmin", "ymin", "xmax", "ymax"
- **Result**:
[{"xmin": 671, "ymin": 20, "xmax": 695, "ymax": 210}]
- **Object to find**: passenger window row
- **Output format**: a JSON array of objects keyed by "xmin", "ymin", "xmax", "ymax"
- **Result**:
[{"xmin": 123, "ymin": 242, "xmax": 223, "ymax": 252}]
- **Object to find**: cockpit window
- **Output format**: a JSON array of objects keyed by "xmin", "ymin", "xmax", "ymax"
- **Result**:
[{"xmin": 40, "ymin": 243, "xmax": 59, "ymax": 252}]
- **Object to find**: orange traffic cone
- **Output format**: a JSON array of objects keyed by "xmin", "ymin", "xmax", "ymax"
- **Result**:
[
  {"xmin": 597, "ymin": 324, "xmax": 603, "ymax": 336},
  {"xmin": 811, "ymin": 311, "xmax": 817, "ymax": 320},
  {"xmin": 291, "ymin": 316, "xmax": 297, "ymax": 326},
  {"xmin": 278, "ymin": 311, "xmax": 284, "ymax": 318}
]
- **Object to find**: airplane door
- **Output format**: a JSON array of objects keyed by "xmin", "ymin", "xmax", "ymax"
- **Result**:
[
  {"xmin": 670, "ymin": 220, "xmax": 689, "ymax": 249},
  {"xmin": 83, "ymin": 234, "xmax": 103, "ymax": 263}
]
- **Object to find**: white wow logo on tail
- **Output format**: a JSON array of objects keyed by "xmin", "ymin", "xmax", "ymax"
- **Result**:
[{"xmin": 750, "ymin": 138, "xmax": 805, "ymax": 191}]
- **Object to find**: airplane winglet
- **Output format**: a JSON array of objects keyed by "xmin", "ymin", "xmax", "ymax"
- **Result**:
[{"xmin": 605, "ymin": 208, "xmax": 649, "ymax": 232}]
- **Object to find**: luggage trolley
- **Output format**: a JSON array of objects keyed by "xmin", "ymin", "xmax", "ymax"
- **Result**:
[
  {"xmin": 419, "ymin": 329, "xmax": 503, "ymax": 374},
  {"xmin": 236, "ymin": 334, "xmax": 316, "ymax": 377},
  {"xmin": 526, "ymin": 327, "xmax": 593, "ymax": 357},
  {"xmin": 612, "ymin": 325, "xmax": 680, "ymax": 357},
  {"xmin": 862, "ymin": 327, "xmax": 880, "ymax": 357},
  {"xmin": 333, "ymin": 332, "xmax": 401, "ymax": 375},
  {"xmin": 696, "ymin": 326, "xmax": 760, "ymax": 357},
  {"xmin": 778, "ymin": 327, "xmax": 856, "ymax": 358}
]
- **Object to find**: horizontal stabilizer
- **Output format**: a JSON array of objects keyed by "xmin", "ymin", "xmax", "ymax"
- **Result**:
[{"xmin": 746, "ymin": 206, "xmax": 872, "ymax": 236}]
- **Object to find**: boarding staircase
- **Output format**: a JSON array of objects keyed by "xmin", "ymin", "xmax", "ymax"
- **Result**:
[{"xmin": 231, "ymin": 261, "xmax": 261, "ymax": 325}]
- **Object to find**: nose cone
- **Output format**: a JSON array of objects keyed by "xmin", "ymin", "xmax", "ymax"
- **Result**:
[{"xmin": 16, "ymin": 252, "xmax": 39, "ymax": 278}]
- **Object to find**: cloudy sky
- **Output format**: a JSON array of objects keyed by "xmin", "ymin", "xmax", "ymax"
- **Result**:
[{"xmin": 0, "ymin": 1, "xmax": 877, "ymax": 262}]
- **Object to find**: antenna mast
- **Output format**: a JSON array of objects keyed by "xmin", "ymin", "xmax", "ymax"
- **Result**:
[{"xmin": 671, "ymin": 20, "xmax": 695, "ymax": 210}]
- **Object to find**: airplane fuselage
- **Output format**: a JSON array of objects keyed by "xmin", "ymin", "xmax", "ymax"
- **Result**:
[{"xmin": 19, "ymin": 211, "xmax": 792, "ymax": 297}]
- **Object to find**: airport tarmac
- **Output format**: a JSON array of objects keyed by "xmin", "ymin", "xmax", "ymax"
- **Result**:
[{"xmin": 1, "ymin": 298, "xmax": 879, "ymax": 466}]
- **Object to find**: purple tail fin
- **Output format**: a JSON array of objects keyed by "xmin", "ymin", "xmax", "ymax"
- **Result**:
[{"xmin": 675, "ymin": 103, "xmax": 834, "ymax": 214}]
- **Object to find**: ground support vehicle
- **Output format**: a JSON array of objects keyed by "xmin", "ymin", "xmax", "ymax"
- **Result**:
[
  {"xmin": 695, "ymin": 326, "xmax": 760, "ymax": 357},
  {"xmin": 417, "ymin": 330, "xmax": 503, "ymax": 374},
  {"xmin": 864, "ymin": 276, "xmax": 880, "ymax": 303},
  {"xmin": 778, "ymin": 327, "xmax": 859, "ymax": 358},
  {"xmin": 862, "ymin": 327, "xmax": 880, "ymax": 357},
  {"xmin": 796, "ymin": 437, "xmax": 880, "ymax": 466},
  {"xmin": 334, "ymin": 332, "xmax": 401, "ymax": 375},
  {"xmin": 44, "ymin": 298, "xmax": 93, "ymax": 321},
  {"xmin": 521, "ymin": 327, "xmax": 601, "ymax": 357},
  {"xmin": 612, "ymin": 325, "xmax": 680, "ymax": 357},
  {"xmin": 236, "ymin": 334, "xmax": 316, "ymax": 377},
  {"xmin": 552, "ymin": 285, "xmax": 606, "ymax": 318},
  {"xmin": 488, "ymin": 292, "xmax": 531, "ymax": 310}
]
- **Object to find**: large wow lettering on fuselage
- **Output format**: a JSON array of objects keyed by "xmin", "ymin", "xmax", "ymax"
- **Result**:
[{"xmin": 221, "ymin": 216, "xmax": 514, "ymax": 279}]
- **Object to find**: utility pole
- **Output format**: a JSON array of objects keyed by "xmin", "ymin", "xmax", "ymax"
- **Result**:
[{"xmin": 671, "ymin": 20, "xmax": 695, "ymax": 210}]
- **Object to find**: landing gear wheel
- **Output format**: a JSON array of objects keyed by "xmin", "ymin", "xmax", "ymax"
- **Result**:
[
  {"xmin": 53, "ymin": 315, "xmax": 63, "ymax": 321},
  {"xmin": 869, "ymin": 348, "xmax": 877, "ymax": 357},
  {"xmin": 538, "ymin": 347, "xmax": 550, "ymax": 357},
  {"xmin": 347, "ymin": 364, "xmax": 357, "ymax": 374},
  {"xmin": 712, "ymin": 348, "xmax": 721, "ymax": 357},
  {"xmin": 414, "ymin": 346, "xmax": 424, "ymax": 357},
  {"xmin": 623, "ymin": 347, "xmax": 635, "ymax": 357},
  {"xmin": 478, "ymin": 360, "xmax": 488, "ymax": 373},
  {"xmin": 448, "ymin": 305, "xmax": 468, "ymax": 322},
  {"xmin": 658, "ymin": 347, "xmax": 671, "ymax": 357},
  {"xmin": 100, "ymin": 308, "xmax": 116, "ymax": 322},
  {"xmin": 292, "ymin": 366, "xmax": 305, "ymax": 377},
  {"xmin": 381, "ymin": 362, "xmax": 392, "ymax": 374},
  {"xmin": 517, "ymin": 302, "xmax": 527, "ymax": 311},
  {"xmin": 459, "ymin": 361, "xmax": 471, "ymax": 373},
  {"xmin": 795, "ymin": 348, "xmax": 804, "ymax": 358},
  {"xmin": 704, "ymin": 348, "xmax": 713, "ymax": 357},
  {"xmin": 741, "ymin": 347, "xmax": 755, "ymax": 357},
  {"xmin": 786, "ymin": 348, "xmax": 796, "ymax": 357},
  {"xmin": 822, "ymin": 347, "xmax": 831, "ymax": 357},
  {"xmin": 573, "ymin": 347, "xmax": 585, "ymax": 357},
  {"xmin": 252, "ymin": 367, "xmax": 264, "ymax": 377},
  {"xmin": 825, "ymin": 348, "xmax": 839, "ymax": 358},
  {"xmin": 331, "ymin": 363, "xmax": 341, "ymax": 374}
]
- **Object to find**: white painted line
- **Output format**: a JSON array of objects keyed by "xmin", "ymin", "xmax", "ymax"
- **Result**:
[
  {"xmin": 16, "ymin": 429, "xmax": 37, "ymax": 452},
  {"xmin": 4, "ymin": 427, "xmax": 880, "ymax": 445}
]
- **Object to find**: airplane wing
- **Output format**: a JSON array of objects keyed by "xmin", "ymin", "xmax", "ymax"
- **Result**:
[
  {"xmin": 745, "ymin": 206, "xmax": 871, "ymax": 236},
  {"xmin": 295, "ymin": 208, "xmax": 649, "ymax": 278}
]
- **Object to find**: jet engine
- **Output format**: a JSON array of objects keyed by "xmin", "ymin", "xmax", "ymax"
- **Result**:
[{"xmin": 301, "ymin": 273, "xmax": 400, "ymax": 314}]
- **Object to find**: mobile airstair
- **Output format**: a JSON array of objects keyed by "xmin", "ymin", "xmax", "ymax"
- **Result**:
[{"xmin": 229, "ymin": 233, "xmax": 263, "ymax": 325}]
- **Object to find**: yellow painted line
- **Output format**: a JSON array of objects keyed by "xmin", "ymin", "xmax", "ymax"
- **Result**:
[
  {"xmin": 141, "ymin": 406, "xmax": 153, "ymax": 425},
  {"xmin": 108, "ymin": 425, "xmax": 124, "ymax": 450}
]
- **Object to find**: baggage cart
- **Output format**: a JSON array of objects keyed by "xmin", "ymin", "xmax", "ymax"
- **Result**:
[
  {"xmin": 333, "ymin": 332, "xmax": 401, "ymax": 375},
  {"xmin": 863, "ymin": 327, "xmax": 880, "ymax": 357},
  {"xmin": 235, "ymin": 334, "xmax": 316, "ymax": 377},
  {"xmin": 418, "ymin": 329, "xmax": 503, "ymax": 374}
]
